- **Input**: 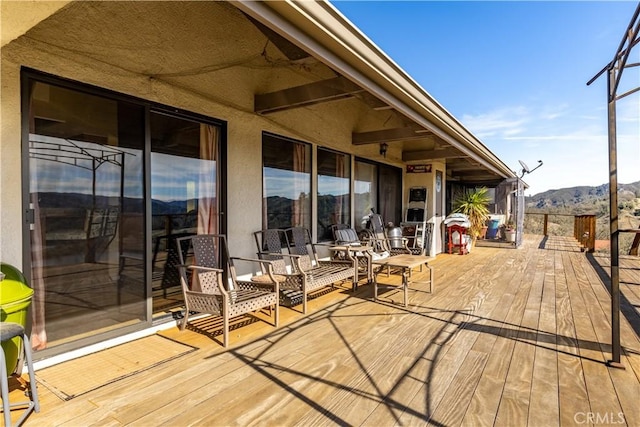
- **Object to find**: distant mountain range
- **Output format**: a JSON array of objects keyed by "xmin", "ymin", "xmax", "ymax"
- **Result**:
[
  {"xmin": 526, "ymin": 181, "xmax": 640, "ymax": 210},
  {"xmin": 524, "ymin": 181, "xmax": 640, "ymax": 245}
]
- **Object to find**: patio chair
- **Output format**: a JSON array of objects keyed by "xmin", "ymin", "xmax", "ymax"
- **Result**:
[
  {"xmin": 361, "ymin": 213, "xmax": 411, "ymax": 257},
  {"xmin": 330, "ymin": 223, "xmax": 390, "ymax": 283},
  {"xmin": 254, "ymin": 228, "xmax": 356, "ymax": 313},
  {"xmin": 176, "ymin": 234, "xmax": 279, "ymax": 347}
]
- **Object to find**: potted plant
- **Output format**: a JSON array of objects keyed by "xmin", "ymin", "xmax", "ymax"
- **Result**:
[
  {"xmin": 452, "ymin": 187, "xmax": 491, "ymax": 242},
  {"xmin": 504, "ymin": 220, "xmax": 516, "ymax": 242}
]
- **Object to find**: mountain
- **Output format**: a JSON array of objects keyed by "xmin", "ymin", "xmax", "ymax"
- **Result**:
[
  {"xmin": 524, "ymin": 181, "xmax": 640, "ymax": 249},
  {"xmin": 526, "ymin": 181, "xmax": 640, "ymax": 210}
]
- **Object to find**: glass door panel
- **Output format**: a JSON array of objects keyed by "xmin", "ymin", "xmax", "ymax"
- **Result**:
[
  {"xmin": 150, "ymin": 112, "xmax": 219, "ymax": 314},
  {"xmin": 27, "ymin": 81, "xmax": 146, "ymax": 351}
]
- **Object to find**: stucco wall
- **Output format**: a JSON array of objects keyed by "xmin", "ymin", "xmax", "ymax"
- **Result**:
[
  {"xmin": 0, "ymin": 34, "xmax": 404, "ymax": 270},
  {"xmin": 0, "ymin": 59, "xmax": 23, "ymax": 267}
]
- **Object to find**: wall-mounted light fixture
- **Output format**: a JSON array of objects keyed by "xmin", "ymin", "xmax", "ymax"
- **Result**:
[{"xmin": 379, "ymin": 142, "xmax": 388, "ymax": 158}]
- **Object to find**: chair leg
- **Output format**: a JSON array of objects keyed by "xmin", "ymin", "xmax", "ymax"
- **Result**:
[
  {"xmin": 181, "ymin": 306, "xmax": 189, "ymax": 331},
  {"xmin": 223, "ymin": 311, "xmax": 229, "ymax": 348},
  {"xmin": 1, "ymin": 331, "xmax": 40, "ymax": 427},
  {"xmin": 21, "ymin": 335, "xmax": 40, "ymax": 414},
  {"xmin": 1, "ymin": 350, "xmax": 11, "ymax": 427}
]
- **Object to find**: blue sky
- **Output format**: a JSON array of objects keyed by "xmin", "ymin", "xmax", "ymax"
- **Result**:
[{"xmin": 332, "ymin": 1, "xmax": 639, "ymax": 196}]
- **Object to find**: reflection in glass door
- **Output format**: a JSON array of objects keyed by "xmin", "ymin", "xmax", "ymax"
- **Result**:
[
  {"xmin": 150, "ymin": 112, "xmax": 220, "ymax": 314},
  {"xmin": 27, "ymin": 80, "xmax": 146, "ymax": 351}
]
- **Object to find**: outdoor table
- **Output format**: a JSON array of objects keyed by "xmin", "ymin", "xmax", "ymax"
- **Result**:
[
  {"xmin": 371, "ymin": 254, "xmax": 434, "ymax": 307},
  {"xmin": 329, "ymin": 245, "xmax": 374, "ymax": 290}
]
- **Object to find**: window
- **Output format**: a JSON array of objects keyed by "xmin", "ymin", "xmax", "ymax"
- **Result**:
[
  {"xmin": 27, "ymin": 80, "xmax": 146, "ymax": 350},
  {"xmin": 23, "ymin": 72, "xmax": 225, "ymax": 354},
  {"xmin": 262, "ymin": 133, "xmax": 311, "ymax": 229},
  {"xmin": 150, "ymin": 112, "xmax": 220, "ymax": 313},
  {"xmin": 355, "ymin": 159, "xmax": 402, "ymax": 231},
  {"xmin": 354, "ymin": 160, "xmax": 377, "ymax": 231},
  {"xmin": 317, "ymin": 148, "xmax": 350, "ymax": 241}
]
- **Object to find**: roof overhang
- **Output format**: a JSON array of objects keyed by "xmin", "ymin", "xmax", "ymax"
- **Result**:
[{"xmin": 234, "ymin": 0, "xmax": 515, "ymax": 182}]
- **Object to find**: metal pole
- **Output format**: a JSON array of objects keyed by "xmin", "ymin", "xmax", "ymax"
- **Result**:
[{"xmin": 607, "ymin": 67, "xmax": 623, "ymax": 368}]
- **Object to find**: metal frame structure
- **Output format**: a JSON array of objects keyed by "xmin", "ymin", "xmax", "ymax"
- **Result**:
[{"xmin": 587, "ymin": 2, "xmax": 640, "ymax": 368}]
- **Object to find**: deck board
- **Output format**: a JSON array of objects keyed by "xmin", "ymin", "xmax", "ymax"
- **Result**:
[{"xmin": 10, "ymin": 234, "xmax": 640, "ymax": 426}]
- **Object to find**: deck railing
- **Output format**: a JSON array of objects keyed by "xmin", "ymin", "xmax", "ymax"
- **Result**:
[{"xmin": 525, "ymin": 212, "xmax": 596, "ymax": 252}]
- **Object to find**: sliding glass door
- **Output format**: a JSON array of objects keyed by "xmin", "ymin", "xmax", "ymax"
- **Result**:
[
  {"xmin": 354, "ymin": 159, "xmax": 402, "ymax": 231},
  {"xmin": 27, "ymin": 80, "xmax": 146, "ymax": 351},
  {"xmin": 149, "ymin": 112, "xmax": 220, "ymax": 313},
  {"xmin": 24, "ymin": 73, "xmax": 223, "ymax": 354}
]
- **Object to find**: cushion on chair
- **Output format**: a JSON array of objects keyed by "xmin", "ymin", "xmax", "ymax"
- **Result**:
[
  {"xmin": 371, "ymin": 251, "xmax": 390, "ymax": 261},
  {"xmin": 335, "ymin": 228, "xmax": 359, "ymax": 245}
]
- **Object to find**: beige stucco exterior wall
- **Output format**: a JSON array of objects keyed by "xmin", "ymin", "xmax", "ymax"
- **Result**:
[
  {"xmin": 404, "ymin": 160, "xmax": 446, "ymax": 255},
  {"xmin": 0, "ymin": 1, "xmax": 70, "ymax": 47},
  {"xmin": 0, "ymin": 60, "xmax": 23, "ymax": 267},
  {"xmin": 0, "ymin": 34, "xmax": 405, "ymax": 269}
]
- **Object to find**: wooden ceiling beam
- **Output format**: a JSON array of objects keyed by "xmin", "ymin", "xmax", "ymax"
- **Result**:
[
  {"xmin": 255, "ymin": 76, "xmax": 364, "ymax": 114},
  {"xmin": 352, "ymin": 127, "xmax": 431, "ymax": 145},
  {"xmin": 450, "ymin": 171, "xmax": 500, "ymax": 180},
  {"xmin": 402, "ymin": 147, "xmax": 467, "ymax": 161}
]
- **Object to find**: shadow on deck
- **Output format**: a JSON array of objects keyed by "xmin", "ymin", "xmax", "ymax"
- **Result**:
[{"xmin": 12, "ymin": 234, "xmax": 640, "ymax": 426}]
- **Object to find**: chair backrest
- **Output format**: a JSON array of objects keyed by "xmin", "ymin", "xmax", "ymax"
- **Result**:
[
  {"xmin": 253, "ymin": 229, "xmax": 289, "ymax": 275},
  {"xmin": 330, "ymin": 223, "xmax": 349, "ymax": 241},
  {"xmin": 285, "ymin": 227, "xmax": 315, "ymax": 270},
  {"xmin": 333, "ymin": 228, "xmax": 360, "ymax": 245},
  {"xmin": 177, "ymin": 234, "xmax": 233, "ymax": 292},
  {"xmin": 366, "ymin": 213, "xmax": 393, "ymax": 253}
]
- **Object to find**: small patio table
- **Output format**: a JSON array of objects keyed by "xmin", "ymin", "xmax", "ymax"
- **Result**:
[
  {"xmin": 371, "ymin": 254, "xmax": 433, "ymax": 307},
  {"xmin": 329, "ymin": 245, "xmax": 374, "ymax": 290}
]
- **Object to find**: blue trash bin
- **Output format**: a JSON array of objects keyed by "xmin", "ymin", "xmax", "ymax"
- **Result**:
[{"xmin": 486, "ymin": 219, "xmax": 500, "ymax": 239}]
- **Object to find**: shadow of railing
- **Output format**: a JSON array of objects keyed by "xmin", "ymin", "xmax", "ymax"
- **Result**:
[
  {"xmin": 585, "ymin": 252, "xmax": 640, "ymax": 340},
  {"xmin": 193, "ymin": 274, "xmax": 639, "ymax": 426}
]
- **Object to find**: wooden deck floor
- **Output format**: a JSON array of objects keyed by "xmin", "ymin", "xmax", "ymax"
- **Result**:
[{"xmin": 10, "ymin": 234, "xmax": 640, "ymax": 426}]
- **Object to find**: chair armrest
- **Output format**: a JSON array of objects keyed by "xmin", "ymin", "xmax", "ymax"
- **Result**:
[
  {"xmin": 257, "ymin": 251, "xmax": 301, "ymax": 260},
  {"xmin": 185, "ymin": 265, "xmax": 224, "ymax": 274},
  {"xmin": 231, "ymin": 256, "xmax": 273, "ymax": 265}
]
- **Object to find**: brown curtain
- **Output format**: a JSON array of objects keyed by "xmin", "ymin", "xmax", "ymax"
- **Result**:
[
  {"xmin": 28, "ymin": 82, "xmax": 47, "ymax": 350},
  {"xmin": 334, "ymin": 153, "xmax": 345, "ymax": 224},
  {"xmin": 292, "ymin": 143, "xmax": 306, "ymax": 227},
  {"xmin": 197, "ymin": 124, "xmax": 218, "ymax": 235}
]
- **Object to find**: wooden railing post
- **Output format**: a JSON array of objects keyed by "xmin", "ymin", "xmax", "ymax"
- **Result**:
[
  {"xmin": 543, "ymin": 214, "xmax": 548, "ymax": 236},
  {"xmin": 588, "ymin": 215, "xmax": 596, "ymax": 252}
]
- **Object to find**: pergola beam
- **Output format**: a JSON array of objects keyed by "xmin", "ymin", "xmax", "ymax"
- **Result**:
[
  {"xmin": 402, "ymin": 147, "xmax": 466, "ymax": 161},
  {"xmin": 255, "ymin": 76, "xmax": 364, "ymax": 114},
  {"xmin": 352, "ymin": 127, "xmax": 431, "ymax": 145}
]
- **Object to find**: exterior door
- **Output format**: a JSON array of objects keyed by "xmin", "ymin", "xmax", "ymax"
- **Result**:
[
  {"xmin": 435, "ymin": 170, "xmax": 444, "ymax": 254},
  {"xmin": 25, "ymin": 78, "xmax": 146, "ymax": 353},
  {"xmin": 23, "ymin": 73, "xmax": 223, "ymax": 356},
  {"xmin": 149, "ymin": 112, "xmax": 220, "ymax": 313}
]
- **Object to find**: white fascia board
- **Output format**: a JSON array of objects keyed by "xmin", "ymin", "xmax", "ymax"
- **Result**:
[{"xmin": 234, "ymin": 0, "xmax": 515, "ymax": 179}]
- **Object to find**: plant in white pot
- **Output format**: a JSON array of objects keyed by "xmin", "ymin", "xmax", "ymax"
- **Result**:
[
  {"xmin": 504, "ymin": 220, "xmax": 516, "ymax": 243},
  {"xmin": 452, "ymin": 187, "xmax": 491, "ymax": 243}
]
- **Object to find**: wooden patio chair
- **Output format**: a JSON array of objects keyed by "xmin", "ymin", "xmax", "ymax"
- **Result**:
[
  {"xmin": 176, "ymin": 234, "xmax": 279, "ymax": 347},
  {"xmin": 254, "ymin": 228, "xmax": 356, "ymax": 313},
  {"xmin": 362, "ymin": 213, "xmax": 412, "ymax": 257},
  {"xmin": 330, "ymin": 224, "xmax": 389, "ymax": 283}
]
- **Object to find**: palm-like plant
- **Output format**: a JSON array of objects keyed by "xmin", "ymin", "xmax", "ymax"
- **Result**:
[{"xmin": 452, "ymin": 187, "xmax": 491, "ymax": 240}]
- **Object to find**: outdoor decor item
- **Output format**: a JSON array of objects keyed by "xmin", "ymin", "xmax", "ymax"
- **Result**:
[{"xmin": 176, "ymin": 234, "xmax": 279, "ymax": 347}]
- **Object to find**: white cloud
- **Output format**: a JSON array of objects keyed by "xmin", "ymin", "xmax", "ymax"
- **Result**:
[{"xmin": 460, "ymin": 102, "xmax": 639, "ymax": 195}]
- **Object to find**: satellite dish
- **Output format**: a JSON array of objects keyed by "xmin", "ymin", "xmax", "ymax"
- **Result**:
[{"xmin": 518, "ymin": 159, "xmax": 543, "ymax": 178}]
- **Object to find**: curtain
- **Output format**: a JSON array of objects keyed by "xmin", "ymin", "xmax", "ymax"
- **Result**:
[
  {"xmin": 28, "ymin": 82, "xmax": 47, "ymax": 350},
  {"xmin": 292, "ymin": 143, "xmax": 306, "ymax": 227},
  {"xmin": 197, "ymin": 124, "xmax": 218, "ymax": 235},
  {"xmin": 334, "ymin": 153, "xmax": 345, "ymax": 225}
]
